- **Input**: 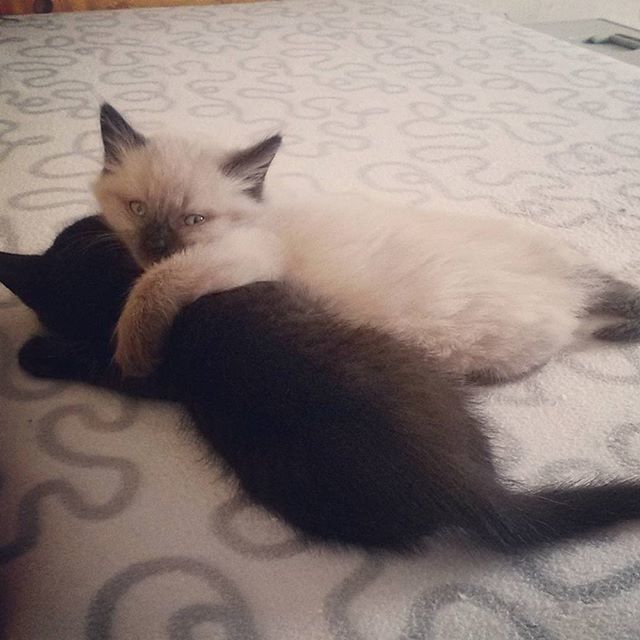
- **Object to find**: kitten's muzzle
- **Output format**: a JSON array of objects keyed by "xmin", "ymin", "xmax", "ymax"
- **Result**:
[{"xmin": 140, "ymin": 224, "xmax": 174, "ymax": 260}]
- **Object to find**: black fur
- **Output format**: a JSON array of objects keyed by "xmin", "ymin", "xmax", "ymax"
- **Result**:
[
  {"xmin": 4, "ymin": 217, "xmax": 640, "ymax": 552},
  {"xmin": 0, "ymin": 217, "xmax": 140, "ymax": 342}
]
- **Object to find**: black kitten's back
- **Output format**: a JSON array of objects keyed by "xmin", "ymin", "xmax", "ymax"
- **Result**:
[
  {"xmin": 163, "ymin": 283, "xmax": 640, "ymax": 551},
  {"xmin": 164, "ymin": 283, "xmax": 498, "ymax": 548}
]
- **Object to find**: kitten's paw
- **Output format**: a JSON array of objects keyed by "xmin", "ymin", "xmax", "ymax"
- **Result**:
[
  {"xmin": 114, "ymin": 339, "xmax": 159, "ymax": 378},
  {"xmin": 115, "ymin": 278, "xmax": 171, "ymax": 378},
  {"xmin": 115, "ymin": 312, "xmax": 161, "ymax": 378}
]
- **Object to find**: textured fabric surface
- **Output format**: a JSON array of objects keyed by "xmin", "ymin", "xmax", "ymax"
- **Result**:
[{"xmin": 1, "ymin": 1, "xmax": 640, "ymax": 638}]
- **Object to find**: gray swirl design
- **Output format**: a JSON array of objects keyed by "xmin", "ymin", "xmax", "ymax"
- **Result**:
[
  {"xmin": 400, "ymin": 583, "xmax": 558, "ymax": 640},
  {"xmin": 7, "ymin": 187, "xmax": 94, "ymax": 213},
  {"xmin": 0, "ymin": 403, "xmax": 141, "ymax": 564},
  {"xmin": 0, "ymin": 326, "xmax": 63, "ymax": 401},
  {"xmin": 0, "ymin": 118, "xmax": 49, "ymax": 164},
  {"xmin": 561, "ymin": 349, "xmax": 640, "ymax": 385},
  {"xmin": 85, "ymin": 556, "xmax": 261, "ymax": 640},
  {"xmin": 486, "ymin": 375, "xmax": 556, "ymax": 408},
  {"xmin": 512, "ymin": 552, "xmax": 640, "ymax": 605},
  {"xmin": 30, "ymin": 129, "xmax": 102, "ymax": 180},
  {"xmin": 211, "ymin": 494, "xmax": 307, "ymax": 560},
  {"xmin": 324, "ymin": 556, "xmax": 385, "ymax": 640},
  {"xmin": 325, "ymin": 556, "xmax": 559, "ymax": 640},
  {"xmin": 607, "ymin": 423, "xmax": 640, "ymax": 472}
]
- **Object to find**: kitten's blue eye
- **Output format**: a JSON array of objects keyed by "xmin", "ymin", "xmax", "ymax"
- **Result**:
[
  {"xmin": 184, "ymin": 214, "xmax": 206, "ymax": 226},
  {"xmin": 129, "ymin": 200, "xmax": 147, "ymax": 217}
]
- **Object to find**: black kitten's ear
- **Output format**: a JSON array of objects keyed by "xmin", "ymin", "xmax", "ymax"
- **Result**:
[
  {"xmin": 100, "ymin": 103, "xmax": 146, "ymax": 167},
  {"xmin": 0, "ymin": 251, "xmax": 44, "ymax": 309},
  {"xmin": 222, "ymin": 134, "xmax": 282, "ymax": 200}
]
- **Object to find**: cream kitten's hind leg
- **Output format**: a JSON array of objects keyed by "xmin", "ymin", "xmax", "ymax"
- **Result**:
[{"xmin": 115, "ymin": 228, "xmax": 284, "ymax": 377}]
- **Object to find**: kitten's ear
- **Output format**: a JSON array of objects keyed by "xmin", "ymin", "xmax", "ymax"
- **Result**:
[
  {"xmin": 0, "ymin": 251, "xmax": 44, "ymax": 310},
  {"xmin": 222, "ymin": 134, "xmax": 282, "ymax": 200},
  {"xmin": 100, "ymin": 103, "xmax": 146, "ymax": 167}
]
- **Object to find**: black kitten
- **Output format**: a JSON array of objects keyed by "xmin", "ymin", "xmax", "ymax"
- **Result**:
[{"xmin": 3, "ymin": 216, "xmax": 640, "ymax": 551}]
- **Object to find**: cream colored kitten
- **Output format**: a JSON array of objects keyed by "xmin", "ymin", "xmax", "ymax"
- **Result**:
[{"xmin": 94, "ymin": 104, "xmax": 640, "ymax": 378}]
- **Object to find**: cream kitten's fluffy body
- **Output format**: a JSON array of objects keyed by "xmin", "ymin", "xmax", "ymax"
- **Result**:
[
  {"xmin": 268, "ymin": 193, "xmax": 593, "ymax": 379},
  {"xmin": 94, "ymin": 104, "xmax": 638, "ymax": 379}
]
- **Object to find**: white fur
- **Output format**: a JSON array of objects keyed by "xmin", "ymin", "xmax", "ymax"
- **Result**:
[
  {"xmin": 266, "ymin": 191, "xmax": 599, "ymax": 379},
  {"xmin": 95, "ymin": 133, "xmax": 610, "ymax": 380}
]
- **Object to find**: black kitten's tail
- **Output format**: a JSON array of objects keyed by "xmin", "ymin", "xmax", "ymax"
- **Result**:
[
  {"xmin": 588, "ymin": 276, "xmax": 640, "ymax": 342},
  {"xmin": 467, "ymin": 481, "xmax": 640, "ymax": 552}
]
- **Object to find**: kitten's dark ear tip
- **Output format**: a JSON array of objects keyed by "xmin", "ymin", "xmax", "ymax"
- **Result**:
[
  {"xmin": 268, "ymin": 133, "xmax": 283, "ymax": 149},
  {"xmin": 100, "ymin": 102, "xmax": 119, "ymax": 122},
  {"xmin": 99, "ymin": 102, "xmax": 146, "ymax": 164},
  {"xmin": 222, "ymin": 133, "xmax": 282, "ymax": 201}
]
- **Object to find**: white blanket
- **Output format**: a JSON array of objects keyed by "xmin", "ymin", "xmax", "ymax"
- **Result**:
[{"xmin": 1, "ymin": 1, "xmax": 640, "ymax": 638}]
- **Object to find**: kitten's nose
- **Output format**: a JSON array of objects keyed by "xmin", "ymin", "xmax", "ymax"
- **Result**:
[{"xmin": 141, "ymin": 225, "xmax": 170, "ymax": 259}]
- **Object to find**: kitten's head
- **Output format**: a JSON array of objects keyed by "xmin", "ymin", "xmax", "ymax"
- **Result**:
[
  {"xmin": 0, "ymin": 216, "xmax": 139, "ymax": 340},
  {"xmin": 93, "ymin": 103, "xmax": 281, "ymax": 267}
]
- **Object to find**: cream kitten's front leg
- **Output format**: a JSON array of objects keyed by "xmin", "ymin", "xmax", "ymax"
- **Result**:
[{"xmin": 115, "ymin": 228, "xmax": 284, "ymax": 377}]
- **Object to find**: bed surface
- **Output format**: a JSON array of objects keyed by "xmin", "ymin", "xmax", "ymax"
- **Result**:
[{"xmin": 1, "ymin": 1, "xmax": 640, "ymax": 638}]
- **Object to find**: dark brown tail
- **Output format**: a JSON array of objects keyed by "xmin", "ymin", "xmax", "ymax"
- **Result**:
[{"xmin": 467, "ymin": 481, "xmax": 640, "ymax": 552}]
